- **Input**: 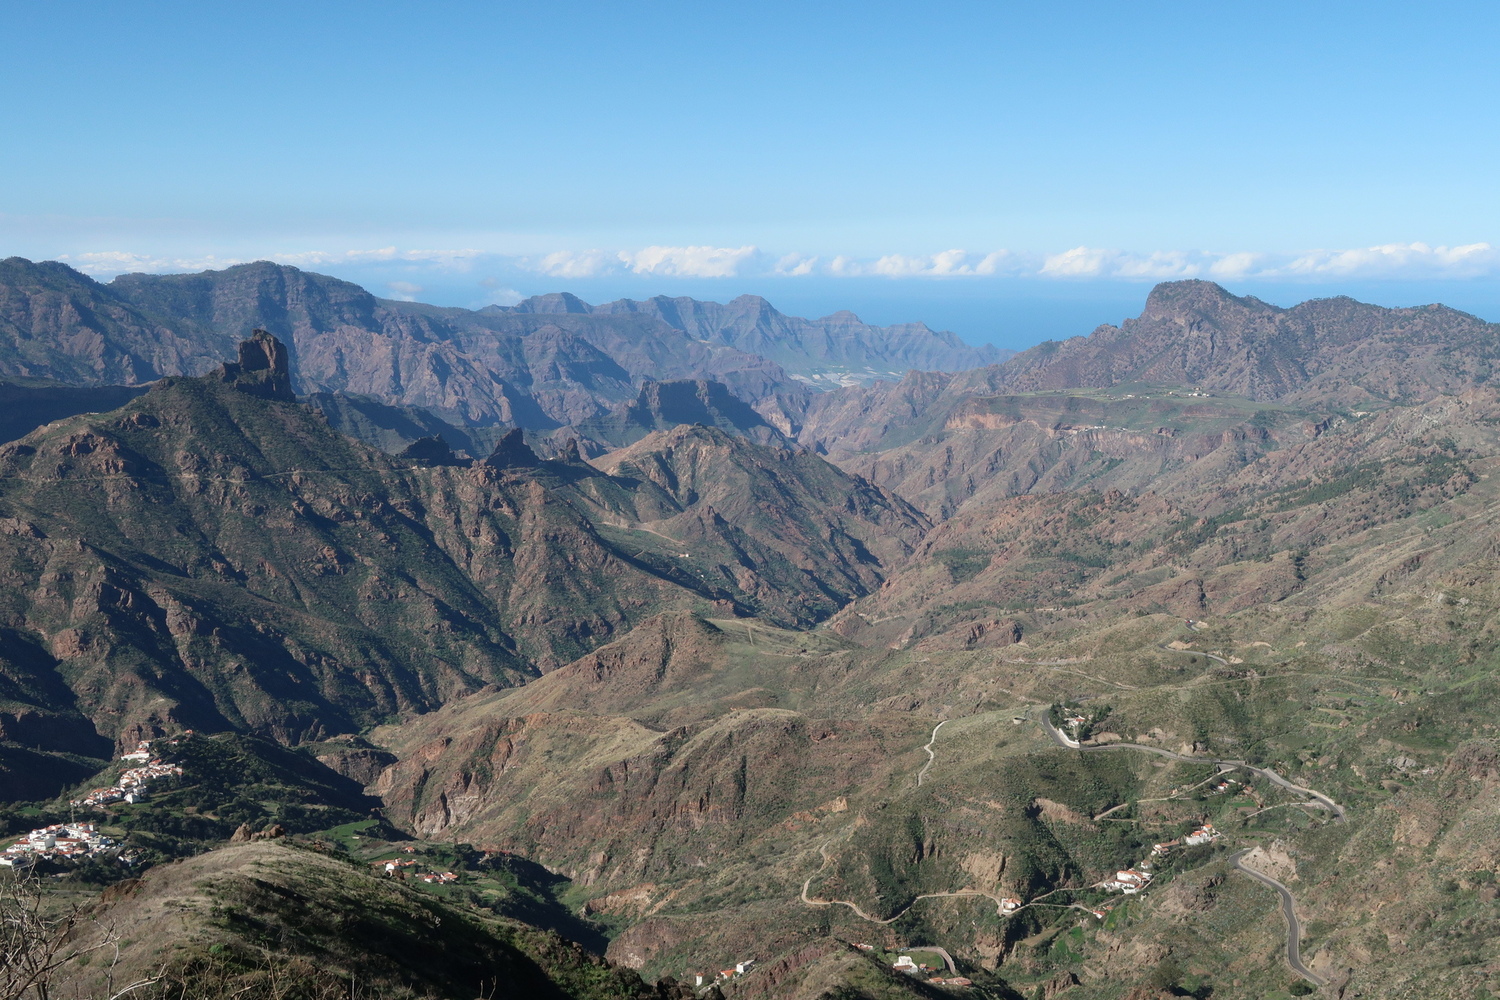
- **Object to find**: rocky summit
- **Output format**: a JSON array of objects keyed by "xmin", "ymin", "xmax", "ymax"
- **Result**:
[{"xmin": 5, "ymin": 280, "xmax": 1500, "ymax": 1000}]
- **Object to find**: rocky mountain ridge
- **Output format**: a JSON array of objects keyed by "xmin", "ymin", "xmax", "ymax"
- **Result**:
[
  {"xmin": 523, "ymin": 291, "xmax": 1005, "ymax": 386},
  {"xmin": 0, "ymin": 258, "xmax": 1002, "ymax": 439},
  {"xmin": 0, "ymin": 334, "xmax": 924, "ymax": 774},
  {"xmin": 796, "ymin": 279, "xmax": 1500, "ymax": 465}
]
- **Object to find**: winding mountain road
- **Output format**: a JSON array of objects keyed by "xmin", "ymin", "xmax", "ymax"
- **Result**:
[
  {"xmin": 1038, "ymin": 695, "xmax": 1339, "ymax": 988},
  {"xmin": 916, "ymin": 720, "xmax": 947, "ymax": 786},
  {"xmin": 1229, "ymin": 850, "xmax": 1327, "ymax": 987},
  {"xmin": 1038, "ymin": 714, "xmax": 1345, "ymax": 821}
]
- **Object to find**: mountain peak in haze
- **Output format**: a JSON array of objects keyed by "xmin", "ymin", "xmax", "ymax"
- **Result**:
[
  {"xmin": 996, "ymin": 278, "xmax": 1500, "ymax": 405},
  {"xmin": 510, "ymin": 292, "xmax": 593, "ymax": 314},
  {"xmin": 1138, "ymin": 277, "xmax": 1272, "ymax": 321}
]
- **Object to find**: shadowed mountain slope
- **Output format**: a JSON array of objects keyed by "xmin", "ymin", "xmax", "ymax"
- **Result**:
[
  {"xmin": 568, "ymin": 379, "xmax": 788, "ymax": 457},
  {"xmin": 0, "ymin": 378, "xmax": 151, "ymax": 445},
  {"xmin": 54, "ymin": 841, "xmax": 697, "ymax": 1000}
]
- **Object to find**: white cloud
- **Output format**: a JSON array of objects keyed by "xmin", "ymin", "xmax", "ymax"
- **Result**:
[
  {"xmin": 59, "ymin": 246, "xmax": 488, "ymax": 277},
  {"xmin": 536, "ymin": 249, "xmax": 617, "ymax": 278},
  {"xmin": 386, "ymin": 280, "xmax": 423, "ymax": 301},
  {"xmin": 1277, "ymin": 242, "xmax": 1500, "ymax": 279},
  {"xmin": 863, "ymin": 249, "xmax": 1025, "ymax": 278},
  {"xmin": 1041, "ymin": 247, "xmax": 1208, "ymax": 279},
  {"xmin": 51, "ymin": 241, "xmax": 1500, "ymax": 286},
  {"xmin": 618, "ymin": 245, "xmax": 759, "ymax": 278},
  {"xmin": 1039, "ymin": 243, "xmax": 1500, "ymax": 282},
  {"xmin": 1038, "ymin": 247, "xmax": 1114, "ymax": 278},
  {"xmin": 775, "ymin": 252, "xmax": 817, "ymax": 276},
  {"xmin": 1207, "ymin": 252, "xmax": 1266, "ymax": 279},
  {"xmin": 60, "ymin": 251, "xmax": 249, "ymax": 275},
  {"xmin": 477, "ymin": 280, "xmax": 523, "ymax": 307}
]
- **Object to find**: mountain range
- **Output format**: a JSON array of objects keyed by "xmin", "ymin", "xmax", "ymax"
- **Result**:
[
  {"xmin": 0, "ymin": 257, "xmax": 1001, "ymax": 437},
  {"xmin": 5, "ymin": 267, "xmax": 1500, "ymax": 1000}
]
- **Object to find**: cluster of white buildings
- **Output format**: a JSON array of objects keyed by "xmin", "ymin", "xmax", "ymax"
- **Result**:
[
  {"xmin": 1185, "ymin": 822, "xmax": 1219, "ymax": 846},
  {"xmin": 1150, "ymin": 821, "xmax": 1221, "ymax": 860},
  {"xmin": 2, "ymin": 822, "xmax": 114, "ymax": 866},
  {"xmin": 378, "ymin": 858, "xmax": 458, "ymax": 884},
  {"xmin": 1104, "ymin": 822, "xmax": 1223, "ymax": 894},
  {"xmin": 71, "ymin": 739, "xmax": 185, "ymax": 808},
  {"xmin": 1103, "ymin": 868, "xmax": 1154, "ymax": 894}
]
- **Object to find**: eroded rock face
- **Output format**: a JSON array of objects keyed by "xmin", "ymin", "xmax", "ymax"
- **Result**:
[
  {"xmin": 217, "ymin": 329, "xmax": 294, "ymax": 399},
  {"xmin": 316, "ymin": 747, "xmax": 400, "ymax": 786},
  {"xmin": 484, "ymin": 428, "xmax": 541, "ymax": 468}
]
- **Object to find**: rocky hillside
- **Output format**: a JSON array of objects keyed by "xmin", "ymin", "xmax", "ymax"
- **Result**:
[
  {"xmin": 0, "ymin": 258, "xmax": 792, "ymax": 428},
  {"xmin": 0, "ymin": 257, "xmax": 226, "ymax": 384},
  {"xmin": 347, "ymin": 374, "xmax": 1500, "ymax": 996},
  {"xmin": 589, "ymin": 425, "xmax": 928, "ymax": 622},
  {"xmin": 573, "ymin": 379, "xmax": 789, "ymax": 453},
  {"xmin": 11, "ymin": 280, "xmax": 1500, "ymax": 998},
  {"xmin": 0, "ymin": 334, "xmax": 925, "ymax": 780}
]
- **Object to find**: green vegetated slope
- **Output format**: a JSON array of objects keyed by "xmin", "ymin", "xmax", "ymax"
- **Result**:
[
  {"xmin": 54, "ymin": 841, "xmax": 696, "ymax": 1000},
  {"xmin": 364, "ymin": 597, "xmax": 1500, "ymax": 996}
]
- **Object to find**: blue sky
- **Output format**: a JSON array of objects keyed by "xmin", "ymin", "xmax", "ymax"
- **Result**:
[{"xmin": 4, "ymin": 1, "xmax": 1499, "ymax": 347}]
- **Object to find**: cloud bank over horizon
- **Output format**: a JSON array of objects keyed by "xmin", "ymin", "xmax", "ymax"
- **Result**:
[{"xmin": 53, "ymin": 241, "xmax": 1500, "ymax": 286}]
